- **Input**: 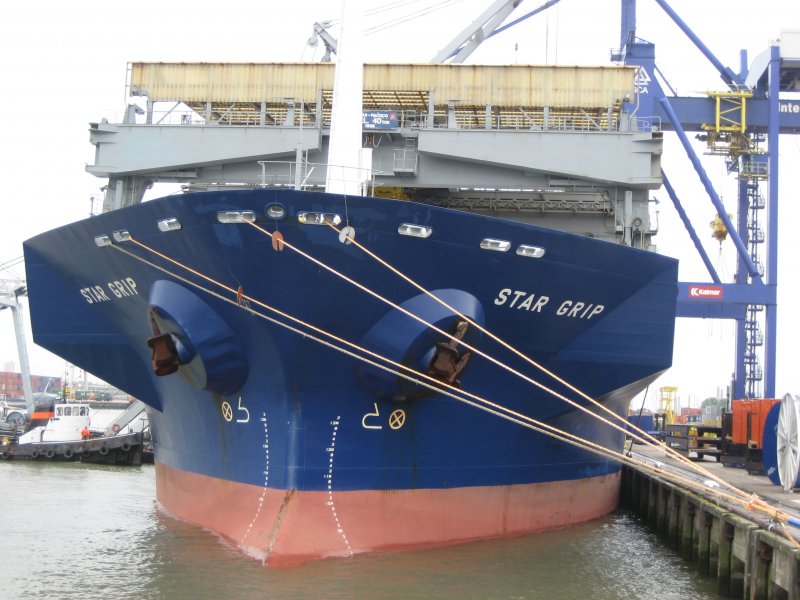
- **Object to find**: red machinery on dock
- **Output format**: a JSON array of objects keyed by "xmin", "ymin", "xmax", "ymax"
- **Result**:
[{"xmin": 721, "ymin": 399, "xmax": 781, "ymax": 474}]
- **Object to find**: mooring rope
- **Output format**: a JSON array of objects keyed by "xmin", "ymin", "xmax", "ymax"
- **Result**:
[
  {"xmin": 240, "ymin": 223, "xmax": 651, "ymax": 445},
  {"xmin": 112, "ymin": 240, "xmax": 655, "ymax": 470},
  {"xmin": 240, "ymin": 219, "xmax": 743, "ymax": 497},
  {"xmin": 109, "ymin": 234, "xmax": 799, "ymax": 538},
  {"xmin": 315, "ymin": 221, "xmax": 753, "ymax": 495},
  {"xmin": 318, "ymin": 223, "xmax": 729, "ymax": 485},
  {"xmin": 112, "ymin": 239, "xmax": 763, "ymax": 513}
]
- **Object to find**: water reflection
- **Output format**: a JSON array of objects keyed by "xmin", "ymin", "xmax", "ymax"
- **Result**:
[{"xmin": 1, "ymin": 461, "xmax": 719, "ymax": 600}]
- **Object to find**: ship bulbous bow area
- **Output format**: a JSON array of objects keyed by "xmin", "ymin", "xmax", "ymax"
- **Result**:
[
  {"xmin": 147, "ymin": 280, "xmax": 249, "ymax": 395},
  {"xmin": 356, "ymin": 289, "xmax": 484, "ymax": 401}
]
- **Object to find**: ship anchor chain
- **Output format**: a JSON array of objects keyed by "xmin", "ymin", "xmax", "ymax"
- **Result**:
[{"xmin": 427, "ymin": 319, "xmax": 472, "ymax": 387}]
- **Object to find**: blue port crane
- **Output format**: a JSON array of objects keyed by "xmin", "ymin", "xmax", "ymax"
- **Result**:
[
  {"xmin": 443, "ymin": 0, "xmax": 800, "ymax": 400},
  {"xmin": 615, "ymin": 0, "xmax": 800, "ymax": 400}
]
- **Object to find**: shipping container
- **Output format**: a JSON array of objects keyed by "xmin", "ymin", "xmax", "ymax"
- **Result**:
[{"xmin": 731, "ymin": 399, "xmax": 781, "ymax": 448}]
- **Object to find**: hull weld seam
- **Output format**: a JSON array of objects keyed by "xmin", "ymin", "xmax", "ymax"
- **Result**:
[{"xmin": 265, "ymin": 489, "xmax": 295, "ymax": 564}]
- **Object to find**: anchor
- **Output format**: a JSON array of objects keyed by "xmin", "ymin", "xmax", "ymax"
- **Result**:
[
  {"xmin": 146, "ymin": 317, "xmax": 180, "ymax": 376},
  {"xmin": 427, "ymin": 319, "xmax": 472, "ymax": 387}
]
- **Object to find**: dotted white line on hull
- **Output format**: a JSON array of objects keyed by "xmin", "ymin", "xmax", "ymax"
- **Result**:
[
  {"xmin": 326, "ymin": 416, "xmax": 352, "ymax": 556},
  {"xmin": 240, "ymin": 411, "xmax": 269, "ymax": 545}
]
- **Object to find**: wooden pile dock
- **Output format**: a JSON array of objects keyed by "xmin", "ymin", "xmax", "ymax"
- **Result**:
[{"xmin": 621, "ymin": 444, "xmax": 800, "ymax": 599}]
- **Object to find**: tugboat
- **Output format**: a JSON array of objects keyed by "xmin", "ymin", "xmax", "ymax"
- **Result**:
[{"xmin": 0, "ymin": 401, "xmax": 144, "ymax": 465}]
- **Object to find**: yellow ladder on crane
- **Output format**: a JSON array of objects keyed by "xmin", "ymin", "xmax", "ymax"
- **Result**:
[{"xmin": 659, "ymin": 385, "xmax": 678, "ymax": 426}]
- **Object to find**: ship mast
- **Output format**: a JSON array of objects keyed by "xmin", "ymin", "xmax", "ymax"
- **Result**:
[{"xmin": 325, "ymin": 0, "xmax": 370, "ymax": 196}]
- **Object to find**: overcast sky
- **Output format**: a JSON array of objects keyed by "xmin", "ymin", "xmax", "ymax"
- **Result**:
[{"xmin": 0, "ymin": 0, "xmax": 798, "ymax": 407}]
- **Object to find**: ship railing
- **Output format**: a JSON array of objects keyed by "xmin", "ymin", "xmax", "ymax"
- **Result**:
[
  {"xmin": 624, "ymin": 115, "xmax": 662, "ymax": 132},
  {"xmin": 103, "ymin": 105, "xmax": 271, "ymax": 127},
  {"xmin": 111, "ymin": 102, "xmax": 639, "ymax": 134},
  {"xmin": 408, "ymin": 109, "xmax": 623, "ymax": 133},
  {"xmin": 257, "ymin": 160, "xmax": 383, "ymax": 195}
]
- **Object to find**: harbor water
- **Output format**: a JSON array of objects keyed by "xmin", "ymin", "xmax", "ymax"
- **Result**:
[{"xmin": 1, "ymin": 461, "xmax": 720, "ymax": 600}]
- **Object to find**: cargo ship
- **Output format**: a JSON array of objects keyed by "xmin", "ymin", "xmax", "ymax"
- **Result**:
[
  {"xmin": 23, "ymin": 186, "xmax": 677, "ymax": 565},
  {"xmin": 21, "ymin": 5, "xmax": 677, "ymax": 566}
]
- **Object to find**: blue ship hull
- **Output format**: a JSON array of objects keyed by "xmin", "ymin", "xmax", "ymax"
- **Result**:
[{"xmin": 24, "ymin": 189, "xmax": 677, "ymax": 564}]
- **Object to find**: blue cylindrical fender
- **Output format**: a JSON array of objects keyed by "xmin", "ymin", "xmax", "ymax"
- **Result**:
[
  {"xmin": 762, "ymin": 402, "xmax": 781, "ymax": 486},
  {"xmin": 356, "ymin": 289, "xmax": 484, "ymax": 401},
  {"xmin": 148, "ymin": 280, "xmax": 249, "ymax": 396}
]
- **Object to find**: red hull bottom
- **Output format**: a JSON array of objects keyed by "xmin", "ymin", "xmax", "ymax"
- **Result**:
[{"xmin": 155, "ymin": 462, "xmax": 620, "ymax": 567}]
